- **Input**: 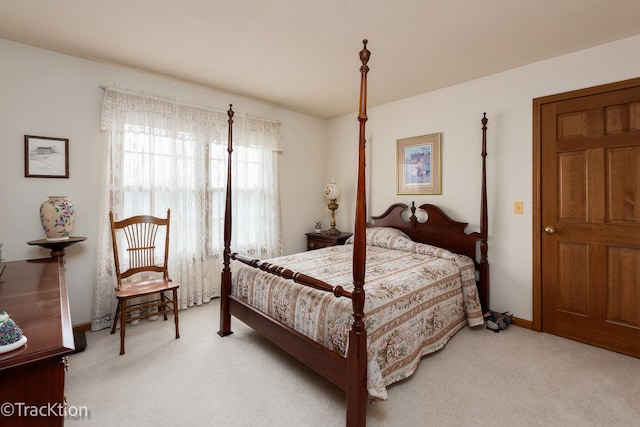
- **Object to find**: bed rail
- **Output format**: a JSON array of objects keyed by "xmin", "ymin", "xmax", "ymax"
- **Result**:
[{"xmin": 231, "ymin": 253, "xmax": 353, "ymax": 298}]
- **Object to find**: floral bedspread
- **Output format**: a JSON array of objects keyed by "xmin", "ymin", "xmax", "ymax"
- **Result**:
[{"xmin": 231, "ymin": 227, "xmax": 484, "ymax": 400}]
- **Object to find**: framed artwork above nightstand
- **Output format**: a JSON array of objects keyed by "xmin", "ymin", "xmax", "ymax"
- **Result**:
[{"xmin": 305, "ymin": 232, "xmax": 353, "ymax": 251}]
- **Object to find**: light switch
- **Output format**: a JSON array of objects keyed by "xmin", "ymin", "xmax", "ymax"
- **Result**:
[{"xmin": 514, "ymin": 201, "xmax": 524, "ymax": 214}]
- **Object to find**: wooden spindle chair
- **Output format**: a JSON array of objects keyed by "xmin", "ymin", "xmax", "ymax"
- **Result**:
[{"xmin": 109, "ymin": 209, "xmax": 180, "ymax": 355}]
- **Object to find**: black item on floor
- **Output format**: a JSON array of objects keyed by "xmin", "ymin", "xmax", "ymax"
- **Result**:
[{"xmin": 484, "ymin": 310, "xmax": 513, "ymax": 333}]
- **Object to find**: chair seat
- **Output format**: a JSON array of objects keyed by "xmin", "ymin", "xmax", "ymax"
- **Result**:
[{"xmin": 115, "ymin": 279, "xmax": 179, "ymax": 299}]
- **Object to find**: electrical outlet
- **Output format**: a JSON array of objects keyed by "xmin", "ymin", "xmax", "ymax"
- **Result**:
[{"xmin": 514, "ymin": 201, "xmax": 524, "ymax": 214}]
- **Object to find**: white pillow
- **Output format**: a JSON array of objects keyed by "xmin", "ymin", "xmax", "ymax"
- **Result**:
[
  {"xmin": 413, "ymin": 241, "xmax": 457, "ymax": 260},
  {"xmin": 346, "ymin": 227, "xmax": 415, "ymax": 251}
]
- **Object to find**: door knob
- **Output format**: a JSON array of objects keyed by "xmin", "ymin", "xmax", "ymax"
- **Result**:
[{"xmin": 544, "ymin": 225, "xmax": 556, "ymax": 234}]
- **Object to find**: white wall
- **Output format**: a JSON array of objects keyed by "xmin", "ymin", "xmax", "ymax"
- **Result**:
[
  {"xmin": 0, "ymin": 39, "xmax": 326, "ymax": 326},
  {"xmin": 326, "ymin": 35, "xmax": 640, "ymax": 321},
  {"xmin": 3, "ymin": 34, "xmax": 639, "ymax": 327}
]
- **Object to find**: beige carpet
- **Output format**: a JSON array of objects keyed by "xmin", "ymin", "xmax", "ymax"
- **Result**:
[{"xmin": 65, "ymin": 300, "xmax": 640, "ymax": 426}]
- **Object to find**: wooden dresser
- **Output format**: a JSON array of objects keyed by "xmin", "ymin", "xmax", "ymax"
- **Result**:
[{"xmin": 0, "ymin": 258, "xmax": 74, "ymax": 426}]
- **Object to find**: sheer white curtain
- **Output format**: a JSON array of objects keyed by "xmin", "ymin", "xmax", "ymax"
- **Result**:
[{"xmin": 92, "ymin": 87, "xmax": 283, "ymax": 331}]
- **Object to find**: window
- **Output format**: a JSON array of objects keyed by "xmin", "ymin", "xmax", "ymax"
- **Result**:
[{"xmin": 92, "ymin": 88, "xmax": 282, "ymax": 331}]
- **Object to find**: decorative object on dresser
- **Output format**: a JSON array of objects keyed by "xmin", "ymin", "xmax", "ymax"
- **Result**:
[
  {"xmin": 323, "ymin": 181, "xmax": 342, "ymax": 235},
  {"xmin": 305, "ymin": 231, "xmax": 353, "ymax": 251},
  {"xmin": 39, "ymin": 195, "xmax": 76, "ymax": 240},
  {"xmin": 24, "ymin": 135, "xmax": 69, "ymax": 178},
  {"xmin": 0, "ymin": 311, "xmax": 27, "ymax": 354},
  {"xmin": 0, "ymin": 258, "xmax": 74, "ymax": 427}
]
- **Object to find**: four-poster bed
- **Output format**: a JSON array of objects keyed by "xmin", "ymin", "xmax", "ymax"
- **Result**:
[{"xmin": 218, "ymin": 40, "xmax": 489, "ymax": 427}]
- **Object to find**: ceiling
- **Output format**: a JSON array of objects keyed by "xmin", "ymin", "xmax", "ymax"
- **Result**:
[{"xmin": 1, "ymin": 1, "xmax": 639, "ymax": 118}]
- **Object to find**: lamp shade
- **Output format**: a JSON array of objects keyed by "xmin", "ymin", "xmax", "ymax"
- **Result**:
[{"xmin": 324, "ymin": 182, "xmax": 341, "ymax": 200}]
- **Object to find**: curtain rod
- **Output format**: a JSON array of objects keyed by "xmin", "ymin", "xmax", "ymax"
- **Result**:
[{"xmin": 100, "ymin": 84, "xmax": 281, "ymax": 125}]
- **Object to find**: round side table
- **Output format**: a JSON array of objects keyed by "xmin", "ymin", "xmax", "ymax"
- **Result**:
[{"xmin": 27, "ymin": 236, "xmax": 87, "ymax": 258}]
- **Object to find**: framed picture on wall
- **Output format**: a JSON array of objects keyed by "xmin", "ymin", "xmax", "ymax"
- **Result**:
[
  {"xmin": 396, "ymin": 133, "xmax": 441, "ymax": 195},
  {"xmin": 24, "ymin": 135, "xmax": 69, "ymax": 178}
]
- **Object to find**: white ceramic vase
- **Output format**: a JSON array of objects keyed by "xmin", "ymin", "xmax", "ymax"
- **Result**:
[{"xmin": 39, "ymin": 196, "xmax": 75, "ymax": 241}]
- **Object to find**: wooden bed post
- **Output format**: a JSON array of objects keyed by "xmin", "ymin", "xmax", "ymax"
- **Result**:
[
  {"xmin": 347, "ymin": 39, "xmax": 370, "ymax": 427},
  {"xmin": 218, "ymin": 105, "xmax": 235, "ymax": 337},
  {"xmin": 479, "ymin": 113, "xmax": 490, "ymax": 313}
]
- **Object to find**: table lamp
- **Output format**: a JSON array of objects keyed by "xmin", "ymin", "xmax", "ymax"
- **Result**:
[{"xmin": 324, "ymin": 181, "xmax": 341, "ymax": 236}]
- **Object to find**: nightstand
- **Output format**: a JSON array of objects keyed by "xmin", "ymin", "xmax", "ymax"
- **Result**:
[{"xmin": 305, "ymin": 232, "xmax": 353, "ymax": 251}]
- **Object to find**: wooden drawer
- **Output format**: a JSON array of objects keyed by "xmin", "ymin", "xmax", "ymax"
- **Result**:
[
  {"xmin": 0, "ymin": 258, "xmax": 74, "ymax": 426},
  {"xmin": 305, "ymin": 232, "xmax": 353, "ymax": 251}
]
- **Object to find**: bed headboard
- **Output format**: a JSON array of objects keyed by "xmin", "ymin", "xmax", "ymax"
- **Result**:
[
  {"xmin": 367, "ymin": 113, "xmax": 490, "ymax": 313},
  {"xmin": 368, "ymin": 202, "xmax": 480, "ymax": 262},
  {"xmin": 368, "ymin": 200, "xmax": 489, "ymax": 313}
]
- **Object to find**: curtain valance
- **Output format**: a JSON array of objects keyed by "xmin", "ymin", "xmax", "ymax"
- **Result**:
[{"xmin": 101, "ymin": 87, "xmax": 283, "ymax": 152}]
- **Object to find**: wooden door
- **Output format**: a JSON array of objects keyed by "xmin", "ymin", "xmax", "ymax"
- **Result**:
[{"xmin": 534, "ymin": 78, "xmax": 640, "ymax": 358}]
